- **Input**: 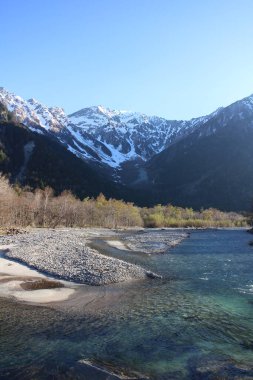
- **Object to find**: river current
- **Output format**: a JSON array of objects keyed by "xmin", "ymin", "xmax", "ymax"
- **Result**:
[{"xmin": 1, "ymin": 229, "xmax": 253, "ymax": 379}]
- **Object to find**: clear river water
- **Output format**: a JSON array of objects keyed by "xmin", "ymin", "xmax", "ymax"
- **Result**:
[{"xmin": 1, "ymin": 229, "xmax": 253, "ymax": 379}]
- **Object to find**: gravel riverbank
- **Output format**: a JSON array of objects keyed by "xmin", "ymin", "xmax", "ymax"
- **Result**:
[
  {"xmin": 119, "ymin": 229, "xmax": 189, "ymax": 253},
  {"xmin": 0, "ymin": 229, "xmax": 162, "ymax": 285},
  {"xmin": 0, "ymin": 228, "xmax": 187, "ymax": 285}
]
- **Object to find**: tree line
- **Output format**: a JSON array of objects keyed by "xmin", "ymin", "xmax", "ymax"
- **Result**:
[{"xmin": 0, "ymin": 176, "xmax": 248, "ymax": 229}]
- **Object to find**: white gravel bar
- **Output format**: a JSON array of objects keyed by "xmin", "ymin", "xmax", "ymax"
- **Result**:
[
  {"xmin": 0, "ymin": 229, "xmax": 161, "ymax": 286},
  {"xmin": 119, "ymin": 229, "xmax": 189, "ymax": 253}
]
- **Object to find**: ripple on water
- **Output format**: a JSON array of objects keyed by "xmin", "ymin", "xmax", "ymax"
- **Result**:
[{"xmin": 1, "ymin": 230, "xmax": 253, "ymax": 379}]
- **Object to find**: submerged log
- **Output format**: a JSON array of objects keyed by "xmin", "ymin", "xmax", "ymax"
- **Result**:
[{"xmin": 78, "ymin": 359, "xmax": 149, "ymax": 380}]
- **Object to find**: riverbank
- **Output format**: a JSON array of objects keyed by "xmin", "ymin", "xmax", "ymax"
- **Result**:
[
  {"xmin": 0, "ymin": 228, "xmax": 167, "ymax": 287},
  {"xmin": 2, "ymin": 229, "xmax": 253, "ymax": 379},
  {"xmin": 0, "ymin": 227, "xmax": 190, "ymax": 304},
  {"xmin": 104, "ymin": 230, "xmax": 189, "ymax": 253},
  {"xmin": 0, "ymin": 252, "xmax": 77, "ymax": 303}
]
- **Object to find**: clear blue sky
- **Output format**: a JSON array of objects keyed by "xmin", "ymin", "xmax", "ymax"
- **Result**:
[{"xmin": 1, "ymin": 0, "xmax": 253, "ymax": 119}]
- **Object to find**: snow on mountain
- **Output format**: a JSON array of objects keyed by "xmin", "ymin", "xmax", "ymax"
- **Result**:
[
  {"xmin": 0, "ymin": 88, "xmax": 67, "ymax": 133},
  {"xmin": 66, "ymin": 105, "xmax": 217, "ymax": 167},
  {"xmin": 0, "ymin": 88, "xmax": 197, "ymax": 167},
  {"xmin": 4, "ymin": 87, "xmax": 253, "ymax": 171}
]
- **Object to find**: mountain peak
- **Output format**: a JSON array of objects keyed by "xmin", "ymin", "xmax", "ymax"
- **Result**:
[
  {"xmin": 97, "ymin": 105, "xmax": 109, "ymax": 113},
  {"xmin": 2, "ymin": 86, "xmax": 253, "ymax": 169},
  {"xmin": 242, "ymin": 93, "xmax": 253, "ymax": 107},
  {"xmin": 0, "ymin": 89, "xmax": 68, "ymax": 131},
  {"xmin": 97, "ymin": 105, "xmax": 130, "ymax": 115},
  {"xmin": 0, "ymin": 87, "xmax": 9, "ymax": 94}
]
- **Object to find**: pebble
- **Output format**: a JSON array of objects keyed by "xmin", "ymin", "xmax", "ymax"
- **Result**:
[{"xmin": 0, "ymin": 229, "xmax": 161, "ymax": 285}]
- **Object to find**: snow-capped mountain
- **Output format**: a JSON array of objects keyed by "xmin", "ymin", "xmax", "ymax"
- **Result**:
[
  {"xmin": 67, "ymin": 106, "xmax": 218, "ymax": 167},
  {"xmin": 1, "ymin": 86, "xmax": 253, "ymax": 174},
  {"xmin": 2, "ymin": 87, "xmax": 253, "ymax": 210},
  {"xmin": 0, "ymin": 88, "xmax": 68, "ymax": 134},
  {"xmin": 0, "ymin": 87, "xmax": 222, "ymax": 169}
]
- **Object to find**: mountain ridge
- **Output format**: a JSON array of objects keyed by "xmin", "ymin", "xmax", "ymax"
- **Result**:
[
  {"xmin": 0, "ymin": 87, "xmax": 225, "ymax": 169},
  {"xmin": 1, "ymin": 87, "xmax": 253, "ymax": 211}
]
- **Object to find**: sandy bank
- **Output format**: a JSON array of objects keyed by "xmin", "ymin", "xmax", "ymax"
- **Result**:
[{"xmin": 0, "ymin": 254, "xmax": 76, "ymax": 304}]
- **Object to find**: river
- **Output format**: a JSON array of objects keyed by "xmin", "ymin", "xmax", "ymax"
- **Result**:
[{"xmin": 1, "ymin": 229, "xmax": 253, "ymax": 379}]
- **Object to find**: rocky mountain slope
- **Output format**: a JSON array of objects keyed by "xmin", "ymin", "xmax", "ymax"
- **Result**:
[
  {"xmin": 144, "ymin": 95, "xmax": 253, "ymax": 210},
  {"xmin": 1, "ymin": 87, "xmax": 253, "ymax": 211},
  {"xmin": 0, "ymin": 105, "xmax": 120, "ymax": 199},
  {"xmin": 0, "ymin": 87, "xmax": 220, "ymax": 169}
]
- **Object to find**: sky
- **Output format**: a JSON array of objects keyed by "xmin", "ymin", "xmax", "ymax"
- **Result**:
[{"xmin": 1, "ymin": 0, "xmax": 253, "ymax": 119}]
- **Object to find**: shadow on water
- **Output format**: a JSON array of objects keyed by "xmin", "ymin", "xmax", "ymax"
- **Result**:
[{"xmin": 1, "ymin": 229, "xmax": 253, "ymax": 379}]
